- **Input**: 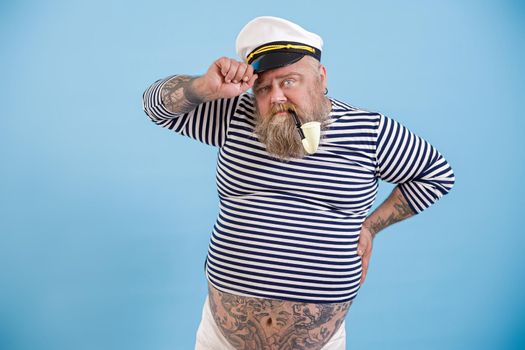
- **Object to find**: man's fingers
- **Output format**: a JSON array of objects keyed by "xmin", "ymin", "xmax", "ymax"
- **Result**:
[
  {"xmin": 360, "ymin": 271, "xmax": 367, "ymax": 285},
  {"xmin": 249, "ymin": 73, "xmax": 258, "ymax": 86},
  {"xmin": 216, "ymin": 57, "xmax": 231, "ymax": 77},
  {"xmin": 241, "ymin": 73, "xmax": 258, "ymax": 90},
  {"xmin": 213, "ymin": 58, "xmax": 257, "ymax": 89},
  {"xmin": 243, "ymin": 65, "xmax": 255, "ymax": 82},
  {"xmin": 362, "ymin": 254, "xmax": 369, "ymax": 270},
  {"xmin": 224, "ymin": 61, "xmax": 240, "ymax": 83},
  {"xmin": 361, "ymin": 250, "xmax": 372, "ymax": 284},
  {"xmin": 357, "ymin": 246, "xmax": 364, "ymax": 256},
  {"xmin": 358, "ymin": 229, "xmax": 372, "ymax": 285},
  {"xmin": 357, "ymin": 245, "xmax": 367, "ymax": 285},
  {"xmin": 232, "ymin": 63, "xmax": 249, "ymax": 84},
  {"xmin": 360, "ymin": 260, "xmax": 368, "ymax": 285},
  {"xmin": 357, "ymin": 238, "xmax": 368, "ymax": 256}
]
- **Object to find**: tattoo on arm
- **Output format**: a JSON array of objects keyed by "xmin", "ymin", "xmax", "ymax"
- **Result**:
[
  {"xmin": 365, "ymin": 191, "xmax": 415, "ymax": 237},
  {"xmin": 160, "ymin": 75, "xmax": 203, "ymax": 114}
]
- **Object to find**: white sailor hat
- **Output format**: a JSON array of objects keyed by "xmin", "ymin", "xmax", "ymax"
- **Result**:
[{"xmin": 236, "ymin": 16, "xmax": 323, "ymax": 73}]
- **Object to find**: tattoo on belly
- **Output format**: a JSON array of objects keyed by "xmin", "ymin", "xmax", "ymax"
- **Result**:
[{"xmin": 208, "ymin": 285, "xmax": 351, "ymax": 350}]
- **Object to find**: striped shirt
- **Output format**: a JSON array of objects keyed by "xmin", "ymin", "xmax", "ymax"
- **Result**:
[{"xmin": 142, "ymin": 76, "xmax": 455, "ymax": 303}]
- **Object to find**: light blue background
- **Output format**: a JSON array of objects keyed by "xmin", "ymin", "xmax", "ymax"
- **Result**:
[{"xmin": 1, "ymin": 0, "xmax": 524, "ymax": 349}]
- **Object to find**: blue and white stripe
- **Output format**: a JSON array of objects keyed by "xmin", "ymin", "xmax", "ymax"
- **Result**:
[{"xmin": 143, "ymin": 76, "xmax": 455, "ymax": 303}]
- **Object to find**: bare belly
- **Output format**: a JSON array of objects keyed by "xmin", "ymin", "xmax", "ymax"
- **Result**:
[{"xmin": 207, "ymin": 283, "xmax": 351, "ymax": 350}]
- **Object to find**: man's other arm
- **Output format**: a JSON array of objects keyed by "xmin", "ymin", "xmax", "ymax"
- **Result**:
[
  {"xmin": 357, "ymin": 114, "xmax": 455, "ymax": 285},
  {"xmin": 357, "ymin": 187, "xmax": 415, "ymax": 284}
]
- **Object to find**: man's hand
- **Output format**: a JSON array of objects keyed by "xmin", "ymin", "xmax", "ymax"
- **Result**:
[
  {"xmin": 356, "ymin": 187, "xmax": 414, "ymax": 286},
  {"xmin": 357, "ymin": 225, "xmax": 374, "ymax": 285},
  {"xmin": 197, "ymin": 57, "xmax": 258, "ymax": 101},
  {"xmin": 160, "ymin": 58, "xmax": 258, "ymax": 114}
]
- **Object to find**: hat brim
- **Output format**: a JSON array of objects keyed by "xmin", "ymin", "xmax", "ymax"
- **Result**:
[{"xmin": 251, "ymin": 52, "xmax": 305, "ymax": 73}]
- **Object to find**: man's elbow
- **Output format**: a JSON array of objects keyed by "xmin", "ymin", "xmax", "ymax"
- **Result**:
[{"xmin": 435, "ymin": 167, "xmax": 455, "ymax": 198}]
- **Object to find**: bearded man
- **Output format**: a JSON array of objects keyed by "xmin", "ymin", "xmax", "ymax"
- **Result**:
[{"xmin": 142, "ymin": 16, "xmax": 455, "ymax": 350}]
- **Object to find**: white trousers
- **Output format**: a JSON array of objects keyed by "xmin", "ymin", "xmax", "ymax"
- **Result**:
[{"xmin": 195, "ymin": 296, "xmax": 346, "ymax": 350}]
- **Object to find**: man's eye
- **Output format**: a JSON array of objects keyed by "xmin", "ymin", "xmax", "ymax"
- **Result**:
[
  {"xmin": 283, "ymin": 79, "xmax": 295, "ymax": 87},
  {"xmin": 257, "ymin": 86, "xmax": 269, "ymax": 94}
]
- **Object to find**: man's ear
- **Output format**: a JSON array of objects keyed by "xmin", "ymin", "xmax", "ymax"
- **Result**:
[{"xmin": 319, "ymin": 64, "xmax": 328, "ymax": 91}]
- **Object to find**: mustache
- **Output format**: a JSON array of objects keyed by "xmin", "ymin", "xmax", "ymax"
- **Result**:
[{"xmin": 270, "ymin": 103, "xmax": 299, "ymax": 117}]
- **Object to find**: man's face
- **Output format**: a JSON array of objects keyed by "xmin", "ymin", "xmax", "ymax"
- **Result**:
[{"xmin": 253, "ymin": 57, "xmax": 331, "ymax": 161}]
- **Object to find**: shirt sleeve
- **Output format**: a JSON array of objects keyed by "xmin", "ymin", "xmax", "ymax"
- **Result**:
[
  {"xmin": 142, "ymin": 75, "xmax": 241, "ymax": 147},
  {"xmin": 375, "ymin": 114, "xmax": 455, "ymax": 214}
]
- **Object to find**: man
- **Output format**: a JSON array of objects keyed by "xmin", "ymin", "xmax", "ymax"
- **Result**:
[{"xmin": 142, "ymin": 16, "xmax": 454, "ymax": 350}]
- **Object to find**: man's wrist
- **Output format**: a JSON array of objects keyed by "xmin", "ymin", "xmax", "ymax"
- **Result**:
[
  {"xmin": 161, "ymin": 75, "xmax": 206, "ymax": 114},
  {"xmin": 190, "ymin": 76, "xmax": 213, "ymax": 103},
  {"xmin": 362, "ymin": 222, "xmax": 377, "ymax": 239}
]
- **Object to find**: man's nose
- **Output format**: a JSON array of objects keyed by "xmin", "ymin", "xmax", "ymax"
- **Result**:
[{"xmin": 270, "ymin": 87, "xmax": 287, "ymax": 104}]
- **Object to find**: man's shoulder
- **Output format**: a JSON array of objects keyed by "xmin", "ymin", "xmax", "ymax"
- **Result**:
[
  {"xmin": 211, "ymin": 93, "xmax": 256, "ymax": 119},
  {"xmin": 234, "ymin": 93, "xmax": 256, "ymax": 118},
  {"xmin": 238, "ymin": 92, "xmax": 256, "ymax": 108},
  {"xmin": 329, "ymin": 98, "xmax": 382, "ymax": 125}
]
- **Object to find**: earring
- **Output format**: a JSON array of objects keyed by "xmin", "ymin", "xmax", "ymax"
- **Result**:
[{"xmin": 324, "ymin": 88, "xmax": 328, "ymax": 95}]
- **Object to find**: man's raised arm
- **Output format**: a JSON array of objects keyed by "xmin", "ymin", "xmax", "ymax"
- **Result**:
[{"xmin": 160, "ymin": 57, "xmax": 258, "ymax": 114}]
